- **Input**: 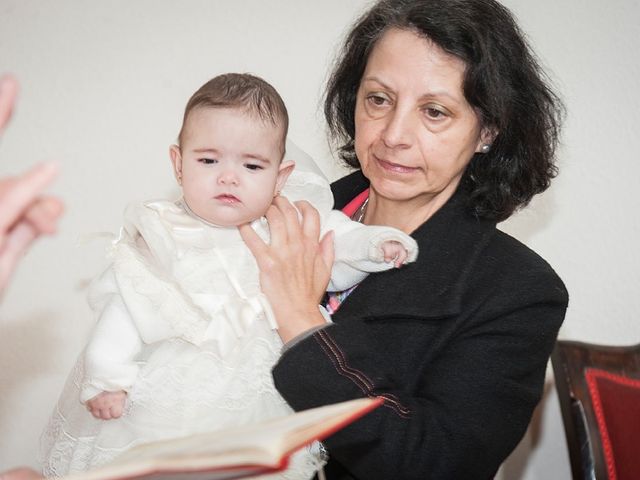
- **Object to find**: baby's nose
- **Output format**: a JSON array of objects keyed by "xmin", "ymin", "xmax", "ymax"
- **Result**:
[{"xmin": 218, "ymin": 169, "xmax": 239, "ymax": 185}]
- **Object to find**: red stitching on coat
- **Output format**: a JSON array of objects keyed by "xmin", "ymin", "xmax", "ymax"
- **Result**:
[
  {"xmin": 319, "ymin": 331, "xmax": 411, "ymax": 416},
  {"xmin": 315, "ymin": 330, "xmax": 412, "ymax": 418},
  {"xmin": 376, "ymin": 394, "xmax": 412, "ymax": 417},
  {"xmin": 318, "ymin": 330, "xmax": 374, "ymax": 389},
  {"xmin": 315, "ymin": 334, "xmax": 370, "ymax": 396}
]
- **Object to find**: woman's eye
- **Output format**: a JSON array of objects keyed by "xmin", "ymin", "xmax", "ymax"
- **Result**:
[
  {"xmin": 424, "ymin": 106, "xmax": 448, "ymax": 120},
  {"xmin": 198, "ymin": 158, "xmax": 217, "ymax": 164},
  {"xmin": 366, "ymin": 94, "xmax": 389, "ymax": 107}
]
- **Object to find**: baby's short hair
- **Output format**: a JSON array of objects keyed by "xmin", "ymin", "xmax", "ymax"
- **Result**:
[{"xmin": 178, "ymin": 73, "xmax": 288, "ymax": 156}]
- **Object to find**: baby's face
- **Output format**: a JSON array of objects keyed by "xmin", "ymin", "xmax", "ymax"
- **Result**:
[{"xmin": 171, "ymin": 107, "xmax": 290, "ymax": 226}]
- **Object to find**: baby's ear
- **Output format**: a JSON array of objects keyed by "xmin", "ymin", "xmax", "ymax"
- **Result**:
[
  {"xmin": 275, "ymin": 160, "xmax": 295, "ymax": 194},
  {"xmin": 169, "ymin": 145, "xmax": 183, "ymax": 185}
]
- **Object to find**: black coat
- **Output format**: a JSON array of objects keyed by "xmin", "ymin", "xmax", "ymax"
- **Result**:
[{"xmin": 273, "ymin": 171, "xmax": 568, "ymax": 480}]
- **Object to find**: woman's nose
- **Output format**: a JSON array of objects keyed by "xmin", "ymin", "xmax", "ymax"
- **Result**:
[{"xmin": 381, "ymin": 107, "xmax": 414, "ymax": 149}]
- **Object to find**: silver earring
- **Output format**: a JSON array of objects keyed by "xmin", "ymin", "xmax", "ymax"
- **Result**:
[{"xmin": 481, "ymin": 144, "xmax": 491, "ymax": 153}]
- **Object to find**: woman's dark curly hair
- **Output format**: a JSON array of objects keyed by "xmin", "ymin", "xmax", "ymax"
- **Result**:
[{"xmin": 324, "ymin": 0, "xmax": 564, "ymax": 221}]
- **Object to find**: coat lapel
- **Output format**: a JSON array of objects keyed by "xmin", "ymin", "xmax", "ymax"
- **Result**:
[{"xmin": 331, "ymin": 171, "xmax": 497, "ymax": 321}]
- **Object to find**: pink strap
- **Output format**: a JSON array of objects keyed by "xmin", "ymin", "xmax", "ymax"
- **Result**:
[
  {"xmin": 341, "ymin": 188, "xmax": 370, "ymax": 217},
  {"xmin": 325, "ymin": 187, "xmax": 370, "ymax": 315}
]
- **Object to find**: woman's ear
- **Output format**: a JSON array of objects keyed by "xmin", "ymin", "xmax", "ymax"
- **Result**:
[
  {"xmin": 475, "ymin": 126, "xmax": 499, "ymax": 154},
  {"xmin": 275, "ymin": 160, "xmax": 295, "ymax": 195},
  {"xmin": 169, "ymin": 145, "xmax": 183, "ymax": 185}
]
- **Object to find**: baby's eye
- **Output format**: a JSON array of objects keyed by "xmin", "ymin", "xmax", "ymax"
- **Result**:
[
  {"xmin": 198, "ymin": 158, "xmax": 217, "ymax": 164},
  {"xmin": 244, "ymin": 164, "xmax": 263, "ymax": 171}
]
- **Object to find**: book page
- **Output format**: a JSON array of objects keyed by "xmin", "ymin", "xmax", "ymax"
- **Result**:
[{"xmin": 62, "ymin": 397, "xmax": 382, "ymax": 480}]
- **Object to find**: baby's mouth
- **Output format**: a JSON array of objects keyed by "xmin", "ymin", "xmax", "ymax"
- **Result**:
[{"xmin": 215, "ymin": 194, "xmax": 240, "ymax": 204}]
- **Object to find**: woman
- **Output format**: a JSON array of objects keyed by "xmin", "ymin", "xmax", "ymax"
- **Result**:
[{"xmin": 240, "ymin": 0, "xmax": 568, "ymax": 478}]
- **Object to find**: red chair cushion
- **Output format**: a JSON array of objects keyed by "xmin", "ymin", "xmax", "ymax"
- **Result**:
[{"xmin": 585, "ymin": 368, "xmax": 640, "ymax": 480}]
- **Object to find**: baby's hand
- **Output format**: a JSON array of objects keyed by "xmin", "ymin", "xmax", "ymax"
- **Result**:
[
  {"xmin": 381, "ymin": 240, "xmax": 409, "ymax": 268},
  {"xmin": 86, "ymin": 390, "xmax": 127, "ymax": 420}
]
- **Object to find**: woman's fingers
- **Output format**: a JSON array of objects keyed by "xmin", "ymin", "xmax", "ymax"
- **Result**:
[
  {"xmin": 264, "ymin": 195, "xmax": 301, "ymax": 246},
  {"xmin": 0, "ymin": 222, "xmax": 37, "ymax": 292},
  {"xmin": 0, "ymin": 172, "xmax": 62, "ymax": 294},
  {"xmin": 0, "ymin": 75, "xmax": 18, "ymax": 134},
  {"xmin": 264, "ymin": 197, "xmax": 324, "ymax": 250},
  {"xmin": 0, "ymin": 163, "xmax": 59, "ymax": 234},
  {"xmin": 0, "ymin": 78, "xmax": 63, "ymax": 296},
  {"xmin": 239, "ymin": 195, "xmax": 333, "ymax": 342},
  {"xmin": 295, "ymin": 200, "xmax": 321, "ymax": 241},
  {"xmin": 274, "ymin": 195, "xmax": 303, "ymax": 241},
  {"xmin": 238, "ymin": 223, "xmax": 269, "ymax": 262},
  {"xmin": 319, "ymin": 230, "xmax": 335, "ymax": 273},
  {"xmin": 24, "ymin": 196, "xmax": 65, "ymax": 235},
  {"xmin": 263, "ymin": 202, "xmax": 287, "ymax": 246}
]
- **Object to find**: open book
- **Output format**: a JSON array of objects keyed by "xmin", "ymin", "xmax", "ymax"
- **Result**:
[{"xmin": 61, "ymin": 397, "xmax": 382, "ymax": 480}]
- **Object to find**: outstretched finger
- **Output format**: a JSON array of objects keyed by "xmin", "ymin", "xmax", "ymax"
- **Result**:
[
  {"xmin": 273, "ymin": 195, "xmax": 302, "ymax": 241},
  {"xmin": 0, "ymin": 75, "xmax": 18, "ymax": 133},
  {"xmin": 239, "ymin": 223, "xmax": 269, "ymax": 260},
  {"xmin": 319, "ymin": 230, "xmax": 335, "ymax": 272},
  {"xmin": 294, "ymin": 200, "xmax": 321, "ymax": 241},
  {"xmin": 0, "ymin": 162, "xmax": 59, "ymax": 232},
  {"xmin": 264, "ymin": 202, "xmax": 287, "ymax": 246},
  {"xmin": 24, "ymin": 196, "xmax": 65, "ymax": 235}
]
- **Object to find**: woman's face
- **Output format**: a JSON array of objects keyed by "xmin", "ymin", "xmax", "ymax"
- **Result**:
[{"xmin": 354, "ymin": 28, "xmax": 489, "ymax": 206}]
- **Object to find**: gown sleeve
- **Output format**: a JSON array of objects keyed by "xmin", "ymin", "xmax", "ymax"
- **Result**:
[
  {"xmin": 323, "ymin": 210, "xmax": 418, "ymax": 292},
  {"xmin": 281, "ymin": 170, "xmax": 418, "ymax": 292},
  {"xmin": 81, "ymin": 267, "xmax": 142, "ymax": 402}
]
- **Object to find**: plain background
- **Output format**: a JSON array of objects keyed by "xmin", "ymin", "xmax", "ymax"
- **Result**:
[{"xmin": 1, "ymin": 1, "xmax": 639, "ymax": 478}]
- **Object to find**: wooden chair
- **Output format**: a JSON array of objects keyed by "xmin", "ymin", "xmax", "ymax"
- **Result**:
[{"xmin": 551, "ymin": 340, "xmax": 640, "ymax": 480}]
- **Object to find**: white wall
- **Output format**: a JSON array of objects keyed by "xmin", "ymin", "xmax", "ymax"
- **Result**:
[
  {"xmin": 0, "ymin": 0, "xmax": 638, "ymax": 477},
  {"xmin": 495, "ymin": 1, "xmax": 640, "ymax": 478}
]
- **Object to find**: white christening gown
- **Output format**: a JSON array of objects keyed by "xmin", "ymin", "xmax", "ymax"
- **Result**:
[{"xmin": 40, "ymin": 171, "xmax": 418, "ymax": 479}]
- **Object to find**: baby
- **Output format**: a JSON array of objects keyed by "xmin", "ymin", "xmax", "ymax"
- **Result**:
[{"xmin": 40, "ymin": 73, "xmax": 417, "ymax": 479}]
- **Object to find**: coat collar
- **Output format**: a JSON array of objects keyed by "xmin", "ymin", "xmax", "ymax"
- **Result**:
[{"xmin": 331, "ymin": 170, "xmax": 497, "ymax": 320}]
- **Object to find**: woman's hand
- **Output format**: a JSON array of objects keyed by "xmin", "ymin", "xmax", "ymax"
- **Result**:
[
  {"xmin": 239, "ymin": 196, "xmax": 334, "ymax": 343},
  {"xmin": 0, "ymin": 163, "xmax": 64, "ymax": 294},
  {"xmin": 0, "ymin": 75, "xmax": 64, "ymax": 296}
]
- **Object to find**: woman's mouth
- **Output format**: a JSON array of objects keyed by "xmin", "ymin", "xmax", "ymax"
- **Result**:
[{"xmin": 375, "ymin": 155, "xmax": 419, "ymax": 174}]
